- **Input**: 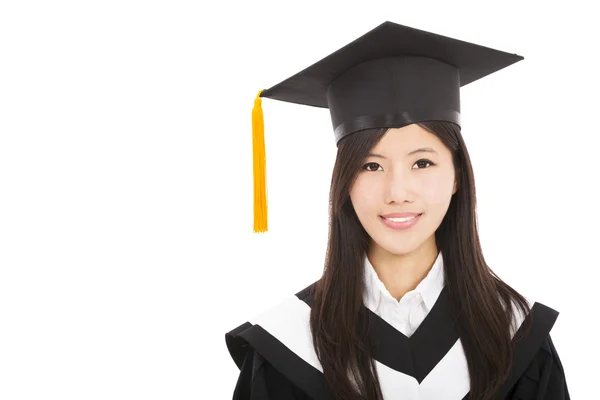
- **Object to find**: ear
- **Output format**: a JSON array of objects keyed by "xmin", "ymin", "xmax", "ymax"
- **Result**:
[{"xmin": 452, "ymin": 180, "xmax": 458, "ymax": 195}]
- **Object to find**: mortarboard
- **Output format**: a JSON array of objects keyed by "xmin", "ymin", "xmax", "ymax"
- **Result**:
[{"xmin": 252, "ymin": 21, "xmax": 524, "ymax": 233}]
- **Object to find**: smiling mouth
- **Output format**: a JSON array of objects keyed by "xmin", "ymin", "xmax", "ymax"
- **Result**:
[
  {"xmin": 378, "ymin": 213, "xmax": 424, "ymax": 230},
  {"xmin": 381, "ymin": 214, "xmax": 422, "ymax": 222}
]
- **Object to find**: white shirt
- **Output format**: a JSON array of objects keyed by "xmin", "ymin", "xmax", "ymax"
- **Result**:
[{"xmin": 362, "ymin": 251, "xmax": 445, "ymax": 337}]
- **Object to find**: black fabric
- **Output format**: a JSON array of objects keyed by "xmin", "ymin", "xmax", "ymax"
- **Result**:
[
  {"xmin": 327, "ymin": 56, "xmax": 461, "ymax": 143},
  {"xmin": 301, "ymin": 282, "xmax": 556, "ymax": 388},
  {"xmin": 302, "ymin": 283, "xmax": 461, "ymax": 382},
  {"xmin": 258, "ymin": 21, "xmax": 523, "ymax": 144},
  {"xmin": 505, "ymin": 335, "xmax": 570, "ymax": 400},
  {"xmin": 226, "ymin": 284, "xmax": 330, "ymax": 399},
  {"xmin": 238, "ymin": 324, "xmax": 329, "ymax": 400},
  {"xmin": 226, "ymin": 282, "xmax": 569, "ymax": 399},
  {"xmin": 233, "ymin": 346, "xmax": 312, "ymax": 400},
  {"xmin": 492, "ymin": 301, "xmax": 559, "ymax": 398},
  {"xmin": 226, "ymin": 321, "xmax": 253, "ymax": 369},
  {"xmin": 231, "ymin": 335, "xmax": 570, "ymax": 400}
]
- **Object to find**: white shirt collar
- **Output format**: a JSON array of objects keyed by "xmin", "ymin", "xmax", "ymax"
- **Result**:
[{"xmin": 363, "ymin": 250, "xmax": 445, "ymax": 311}]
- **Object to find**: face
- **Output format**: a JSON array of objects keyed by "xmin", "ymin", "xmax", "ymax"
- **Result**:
[{"xmin": 349, "ymin": 124, "xmax": 457, "ymax": 256}]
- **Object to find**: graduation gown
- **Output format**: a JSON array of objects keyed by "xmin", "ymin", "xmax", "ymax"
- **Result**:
[{"xmin": 225, "ymin": 282, "xmax": 569, "ymax": 400}]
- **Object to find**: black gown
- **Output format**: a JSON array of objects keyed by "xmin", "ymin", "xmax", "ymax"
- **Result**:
[{"xmin": 226, "ymin": 283, "xmax": 570, "ymax": 400}]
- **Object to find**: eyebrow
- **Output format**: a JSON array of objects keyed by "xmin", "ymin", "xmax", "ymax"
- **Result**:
[{"xmin": 367, "ymin": 147, "xmax": 439, "ymax": 159}]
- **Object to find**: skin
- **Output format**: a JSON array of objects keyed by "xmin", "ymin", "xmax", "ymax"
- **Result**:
[{"xmin": 349, "ymin": 124, "xmax": 458, "ymax": 301}]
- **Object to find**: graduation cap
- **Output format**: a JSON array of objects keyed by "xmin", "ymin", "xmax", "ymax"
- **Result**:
[{"xmin": 252, "ymin": 21, "xmax": 523, "ymax": 233}]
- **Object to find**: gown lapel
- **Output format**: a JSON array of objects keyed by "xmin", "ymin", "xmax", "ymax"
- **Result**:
[{"xmin": 226, "ymin": 281, "xmax": 559, "ymax": 400}]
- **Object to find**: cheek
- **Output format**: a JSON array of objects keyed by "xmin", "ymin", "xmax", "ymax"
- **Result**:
[
  {"xmin": 420, "ymin": 175, "xmax": 455, "ymax": 208},
  {"xmin": 349, "ymin": 178, "xmax": 379, "ymax": 216}
]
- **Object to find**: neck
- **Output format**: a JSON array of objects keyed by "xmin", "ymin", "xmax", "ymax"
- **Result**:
[{"xmin": 367, "ymin": 237, "xmax": 439, "ymax": 302}]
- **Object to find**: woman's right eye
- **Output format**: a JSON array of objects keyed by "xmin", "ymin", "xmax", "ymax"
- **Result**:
[{"xmin": 362, "ymin": 162, "xmax": 382, "ymax": 172}]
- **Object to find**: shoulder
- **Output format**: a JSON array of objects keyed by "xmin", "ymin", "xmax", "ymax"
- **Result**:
[
  {"xmin": 225, "ymin": 281, "xmax": 326, "ymax": 398},
  {"xmin": 504, "ymin": 334, "xmax": 570, "ymax": 399},
  {"xmin": 225, "ymin": 280, "xmax": 319, "ymax": 368},
  {"xmin": 493, "ymin": 278, "xmax": 560, "ymax": 339},
  {"xmin": 517, "ymin": 296, "xmax": 560, "ymax": 339},
  {"xmin": 231, "ymin": 344, "xmax": 313, "ymax": 400},
  {"xmin": 493, "ymin": 287, "xmax": 567, "ymax": 398}
]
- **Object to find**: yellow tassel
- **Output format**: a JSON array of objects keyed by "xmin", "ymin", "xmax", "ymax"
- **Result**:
[{"xmin": 252, "ymin": 90, "xmax": 268, "ymax": 233}]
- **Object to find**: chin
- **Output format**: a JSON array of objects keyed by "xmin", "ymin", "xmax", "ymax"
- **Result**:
[{"xmin": 371, "ymin": 234, "xmax": 425, "ymax": 256}]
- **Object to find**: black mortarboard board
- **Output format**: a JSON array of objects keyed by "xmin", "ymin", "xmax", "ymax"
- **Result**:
[{"xmin": 252, "ymin": 21, "xmax": 524, "ymax": 233}]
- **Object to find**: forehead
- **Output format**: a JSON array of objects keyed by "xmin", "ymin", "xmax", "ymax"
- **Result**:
[{"xmin": 372, "ymin": 124, "xmax": 445, "ymax": 152}]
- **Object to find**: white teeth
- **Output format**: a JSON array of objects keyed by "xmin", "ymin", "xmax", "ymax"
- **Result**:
[{"xmin": 385, "ymin": 216, "xmax": 418, "ymax": 222}]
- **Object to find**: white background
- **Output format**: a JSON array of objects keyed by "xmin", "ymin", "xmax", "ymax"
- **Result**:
[{"xmin": 1, "ymin": 0, "xmax": 597, "ymax": 398}]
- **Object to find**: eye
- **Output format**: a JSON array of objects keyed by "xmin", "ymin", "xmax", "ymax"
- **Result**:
[
  {"xmin": 362, "ymin": 162, "xmax": 382, "ymax": 172},
  {"xmin": 413, "ymin": 159, "xmax": 435, "ymax": 169}
]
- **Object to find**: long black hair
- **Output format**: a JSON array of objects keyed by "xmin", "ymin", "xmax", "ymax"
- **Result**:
[{"xmin": 309, "ymin": 121, "xmax": 532, "ymax": 400}]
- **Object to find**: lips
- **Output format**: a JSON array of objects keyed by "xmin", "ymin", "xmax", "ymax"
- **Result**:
[
  {"xmin": 383, "ymin": 214, "xmax": 421, "ymax": 222},
  {"xmin": 381, "ymin": 212, "xmax": 422, "ymax": 219},
  {"xmin": 379, "ymin": 213, "xmax": 423, "ymax": 230}
]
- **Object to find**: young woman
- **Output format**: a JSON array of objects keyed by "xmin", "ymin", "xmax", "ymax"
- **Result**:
[{"xmin": 226, "ymin": 22, "xmax": 570, "ymax": 400}]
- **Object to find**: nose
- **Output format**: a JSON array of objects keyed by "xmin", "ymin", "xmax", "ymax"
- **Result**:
[{"xmin": 384, "ymin": 169, "xmax": 414, "ymax": 204}]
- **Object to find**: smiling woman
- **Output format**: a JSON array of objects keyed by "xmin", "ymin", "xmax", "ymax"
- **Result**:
[
  {"xmin": 350, "ymin": 124, "xmax": 457, "ymax": 263},
  {"xmin": 225, "ymin": 21, "xmax": 570, "ymax": 400}
]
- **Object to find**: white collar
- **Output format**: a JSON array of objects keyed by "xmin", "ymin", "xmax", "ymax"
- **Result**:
[{"xmin": 363, "ymin": 250, "xmax": 445, "ymax": 311}]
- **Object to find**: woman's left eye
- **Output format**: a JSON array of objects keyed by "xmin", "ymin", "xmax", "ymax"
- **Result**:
[{"xmin": 413, "ymin": 159, "xmax": 435, "ymax": 169}]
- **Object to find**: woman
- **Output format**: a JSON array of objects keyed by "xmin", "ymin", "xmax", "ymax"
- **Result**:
[{"xmin": 226, "ymin": 21, "xmax": 570, "ymax": 400}]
